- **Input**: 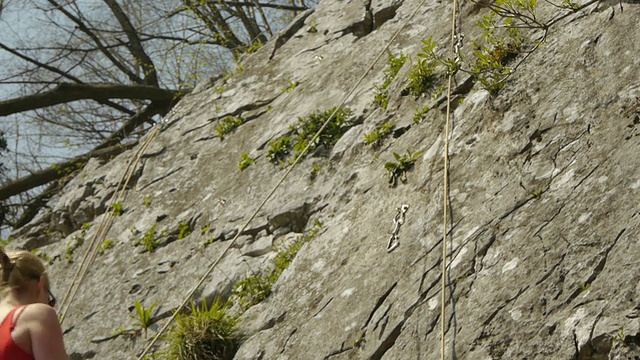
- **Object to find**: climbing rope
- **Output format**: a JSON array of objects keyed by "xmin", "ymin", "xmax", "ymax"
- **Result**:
[
  {"xmin": 58, "ymin": 124, "xmax": 163, "ymax": 324},
  {"xmin": 136, "ymin": 0, "xmax": 431, "ymax": 358},
  {"xmin": 442, "ymin": 0, "xmax": 461, "ymax": 359}
]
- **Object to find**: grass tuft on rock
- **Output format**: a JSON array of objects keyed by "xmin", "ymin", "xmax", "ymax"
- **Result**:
[{"xmin": 163, "ymin": 299, "xmax": 241, "ymax": 360}]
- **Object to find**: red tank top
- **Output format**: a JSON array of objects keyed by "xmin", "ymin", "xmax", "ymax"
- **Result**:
[{"xmin": 0, "ymin": 306, "xmax": 34, "ymax": 360}]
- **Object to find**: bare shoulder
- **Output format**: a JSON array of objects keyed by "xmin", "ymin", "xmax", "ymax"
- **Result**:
[{"xmin": 21, "ymin": 303, "xmax": 59, "ymax": 325}]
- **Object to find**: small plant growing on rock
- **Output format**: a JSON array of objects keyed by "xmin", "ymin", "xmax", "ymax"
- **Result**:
[
  {"xmin": 363, "ymin": 122, "xmax": 395, "ymax": 150},
  {"xmin": 215, "ymin": 116, "xmax": 243, "ymax": 140},
  {"xmin": 135, "ymin": 225, "xmax": 160, "ymax": 252},
  {"xmin": 99, "ymin": 239, "xmax": 116, "ymax": 253},
  {"xmin": 281, "ymin": 80, "xmax": 298, "ymax": 93},
  {"xmin": 231, "ymin": 221, "xmax": 322, "ymax": 310},
  {"xmin": 385, "ymin": 149, "xmax": 424, "ymax": 187},
  {"xmin": 237, "ymin": 153, "xmax": 255, "ymax": 171},
  {"xmin": 374, "ymin": 52, "xmax": 407, "ymax": 109},
  {"xmin": 266, "ymin": 107, "xmax": 354, "ymax": 166},
  {"xmin": 243, "ymin": 39, "xmax": 263, "ymax": 55},
  {"xmin": 66, "ymin": 224, "xmax": 89, "ymax": 263},
  {"xmin": 402, "ymin": 54, "xmax": 438, "ymax": 97},
  {"xmin": 266, "ymin": 136, "xmax": 292, "ymax": 165},
  {"xmin": 310, "ymin": 164, "xmax": 322, "ymax": 180},
  {"xmin": 413, "ymin": 105, "xmax": 431, "ymax": 123},
  {"xmin": 112, "ymin": 202, "xmax": 123, "ymax": 216},
  {"xmin": 177, "ymin": 220, "xmax": 192, "ymax": 240},
  {"xmin": 131, "ymin": 300, "xmax": 157, "ymax": 338},
  {"xmin": 163, "ymin": 299, "xmax": 241, "ymax": 360}
]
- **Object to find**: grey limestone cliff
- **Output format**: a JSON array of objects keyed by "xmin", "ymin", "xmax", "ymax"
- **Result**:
[{"xmin": 7, "ymin": 0, "xmax": 640, "ymax": 359}]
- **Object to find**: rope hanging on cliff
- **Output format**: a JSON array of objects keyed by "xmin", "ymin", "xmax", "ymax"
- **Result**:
[
  {"xmin": 136, "ymin": 0, "xmax": 432, "ymax": 358},
  {"xmin": 58, "ymin": 125, "xmax": 163, "ymax": 324},
  {"xmin": 441, "ymin": 0, "xmax": 461, "ymax": 359}
]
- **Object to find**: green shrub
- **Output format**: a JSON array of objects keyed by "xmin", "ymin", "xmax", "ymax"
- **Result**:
[
  {"xmin": 215, "ymin": 116, "xmax": 243, "ymax": 140},
  {"xmin": 402, "ymin": 53, "xmax": 438, "ymax": 97},
  {"xmin": 135, "ymin": 225, "xmax": 160, "ymax": 252},
  {"xmin": 99, "ymin": 239, "xmax": 116, "ymax": 253},
  {"xmin": 374, "ymin": 52, "xmax": 407, "ymax": 109},
  {"xmin": 177, "ymin": 220, "xmax": 192, "ymax": 240},
  {"xmin": 231, "ymin": 220, "xmax": 322, "ymax": 310},
  {"xmin": 237, "ymin": 153, "xmax": 255, "ymax": 171},
  {"xmin": 267, "ymin": 108, "xmax": 353, "ymax": 166},
  {"xmin": 363, "ymin": 122, "xmax": 395, "ymax": 149},
  {"xmin": 385, "ymin": 150, "xmax": 424, "ymax": 187},
  {"xmin": 112, "ymin": 202, "xmax": 123, "ymax": 216},
  {"xmin": 163, "ymin": 300, "xmax": 241, "ymax": 360}
]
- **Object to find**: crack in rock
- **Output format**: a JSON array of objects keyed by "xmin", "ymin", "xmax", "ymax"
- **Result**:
[{"xmin": 362, "ymin": 282, "xmax": 397, "ymax": 329}]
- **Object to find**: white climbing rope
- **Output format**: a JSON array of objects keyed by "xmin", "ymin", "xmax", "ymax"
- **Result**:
[
  {"xmin": 136, "ymin": 0, "xmax": 432, "ymax": 358},
  {"xmin": 387, "ymin": 204, "xmax": 409, "ymax": 252},
  {"xmin": 58, "ymin": 124, "xmax": 163, "ymax": 324},
  {"xmin": 442, "ymin": 0, "xmax": 460, "ymax": 358}
]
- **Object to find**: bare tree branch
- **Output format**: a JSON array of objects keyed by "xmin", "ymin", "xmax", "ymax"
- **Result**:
[
  {"xmin": 103, "ymin": 0, "xmax": 159, "ymax": 86},
  {"xmin": 0, "ymin": 141, "xmax": 138, "ymax": 202},
  {"xmin": 46, "ymin": 0, "xmax": 144, "ymax": 84},
  {"xmin": 0, "ymin": 83, "xmax": 179, "ymax": 117}
]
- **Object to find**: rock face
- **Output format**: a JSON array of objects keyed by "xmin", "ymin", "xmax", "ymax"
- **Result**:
[{"xmin": 8, "ymin": 0, "xmax": 640, "ymax": 359}]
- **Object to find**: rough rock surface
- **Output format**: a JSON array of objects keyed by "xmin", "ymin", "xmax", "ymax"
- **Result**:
[{"xmin": 7, "ymin": 0, "xmax": 640, "ymax": 359}]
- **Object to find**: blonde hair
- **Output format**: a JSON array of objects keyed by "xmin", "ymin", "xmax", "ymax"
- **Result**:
[{"xmin": 0, "ymin": 247, "xmax": 47, "ymax": 297}]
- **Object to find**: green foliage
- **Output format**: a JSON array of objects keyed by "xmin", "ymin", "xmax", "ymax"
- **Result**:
[
  {"xmin": 66, "ymin": 225, "xmax": 88, "ymax": 263},
  {"xmin": 99, "ymin": 239, "xmax": 116, "ymax": 253},
  {"xmin": 0, "ymin": 237, "xmax": 13, "ymax": 247},
  {"xmin": 307, "ymin": 18, "xmax": 318, "ymax": 33},
  {"xmin": 267, "ymin": 107, "xmax": 353, "ymax": 166},
  {"xmin": 384, "ymin": 150, "xmax": 424, "ymax": 187},
  {"xmin": 579, "ymin": 282, "xmax": 591, "ymax": 292},
  {"xmin": 237, "ymin": 153, "xmax": 255, "ymax": 171},
  {"xmin": 292, "ymin": 107, "xmax": 353, "ymax": 154},
  {"xmin": 163, "ymin": 300, "xmax": 241, "ymax": 360},
  {"xmin": 231, "ymin": 221, "xmax": 322, "ymax": 311},
  {"xmin": 131, "ymin": 300, "xmax": 157, "ymax": 338},
  {"xmin": 215, "ymin": 116, "xmax": 243, "ymax": 140},
  {"xmin": 413, "ymin": 105, "xmax": 431, "ymax": 123},
  {"xmin": 231, "ymin": 275, "xmax": 273, "ymax": 312},
  {"xmin": 613, "ymin": 326, "xmax": 626, "ymax": 346},
  {"xmin": 243, "ymin": 39, "xmax": 263, "ymax": 55},
  {"xmin": 177, "ymin": 220, "xmax": 192, "ymax": 240},
  {"xmin": 266, "ymin": 136, "xmax": 292, "ymax": 165},
  {"xmin": 65, "ymin": 235, "xmax": 84, "ymax": 263},
  {"xmin": 310, "ymin": 165, "xmax": 322, "ymax": 180},
  {"xmin": 112, "ymin": 202, "xmax": 123, "ymax": 216},
  {"xmin": 143, "ymin": 196, "xmax": 152, "ymax": 208},
  {"xmin": 201, "ymin": 225, "xmax": 210, "ymax": 235},
  {"xmin": 403, "ymin": 50, "xmax": 438, "ymax": 97},
  {"xmin": 135, "ymin": 225, "xmax": 160, "ymax": 253},
  {"xmin": 281, "ymin": 80, "xmax": 298, "ymax": 93},
  {"xmin": 472, "ymin": 14, "xmax": 526, "ymax": 93},
  {"xmin": 363, "ymin": 122, "xmax": 395, "ymax": 150},
  {"xmin": 374, "ymin": 52, "xmax": 407, "ymax": 109},
  {"xmin": 411, "ymin": 0, "xmax": 544, "ymax": 96},
  {"xmin": 203, "ymin": 237, "xmax": 216, "ymax": 247},
  {"xmin": 561, "ymin": 0, "xmax": 580, "ymax": 10}
]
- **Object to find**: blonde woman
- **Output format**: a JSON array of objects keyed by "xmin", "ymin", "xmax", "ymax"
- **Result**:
[{"xmin": 0, "ymin": 248, "xmax": 68, "ymax": 360}]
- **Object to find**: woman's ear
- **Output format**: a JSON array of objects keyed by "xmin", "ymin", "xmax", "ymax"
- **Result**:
[{"xmin": 38, "ymin": 274, "xmax": 47, "ymax": 291}]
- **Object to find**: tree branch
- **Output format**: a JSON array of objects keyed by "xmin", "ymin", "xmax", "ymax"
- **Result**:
[
  {"xmin": 103, "ymin": 0, "xmax": 159, "ymax": 86},
  {"xmin": 0, "ymin": 83, "xmax": 179, "ymax": 117},
  {"xmin": 0, "ymin": 141, "xmax": 138, "ymax": 202},
  {"xmin": 46, "ymin": 0, "xmax": 144, "ymax": 84}
]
